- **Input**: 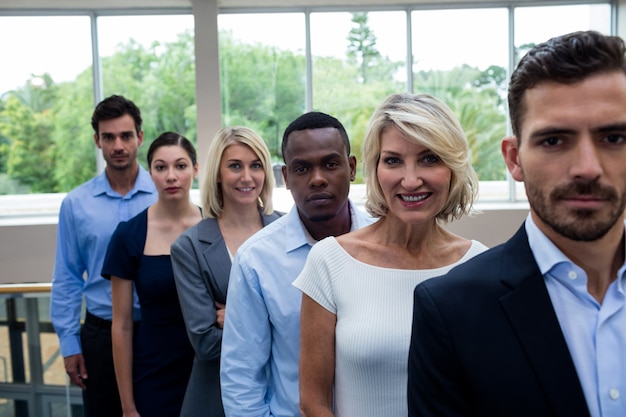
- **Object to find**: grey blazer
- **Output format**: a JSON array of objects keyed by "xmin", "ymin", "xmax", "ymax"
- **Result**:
[{"xmin": 171, "ymin": 211, "xmax": 282, "ymax": 417}]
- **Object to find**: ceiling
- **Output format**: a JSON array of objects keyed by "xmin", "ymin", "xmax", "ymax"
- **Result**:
[{"xmin": 0, "ymin": 0, "xmax": 587, "ymax": 11}]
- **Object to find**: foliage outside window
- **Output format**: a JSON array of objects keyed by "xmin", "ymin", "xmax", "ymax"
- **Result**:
[{"xmin": 0, "ymin": 4, "xmax": 612, "ymax": 198}]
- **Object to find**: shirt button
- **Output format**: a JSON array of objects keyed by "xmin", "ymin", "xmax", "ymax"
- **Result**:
[
  {"xmin": 568, "ymin": 271, "xmax": 577, "ymax": 280},
  {"xmin": 609, "ymin": 388, "xmax": 620, "ymax": 400}
]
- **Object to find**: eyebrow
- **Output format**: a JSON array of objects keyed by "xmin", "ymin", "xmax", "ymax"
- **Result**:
[
  {"xmin": 100, "ymin": 131, "xmax": 134, "ymax": 137},
  {"xmin": 290, "ymin": 151, "xmax": 343, "ymax": 165},
  {"xmin": 154, "ymin": 157, "xmax": 190, "ymax": 164},
  {"xmin": 530, "ymin": 123, "xmax": 626, "ymax": 139}
]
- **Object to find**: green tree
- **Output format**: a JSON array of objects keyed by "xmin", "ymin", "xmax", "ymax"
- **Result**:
[
  {"xmin": 220, "ymin": 31, "xmax": 305, "ymax": 157},
  {"xmin": 51, "ymin": 73, "xmax": 97, "ymax": 191},
  {"xmin": 347, "ymin": 12, "xmax": 381, "ymax": 84},
  {"xmin": 1, "ymin": 95, "xmax": 57, "ymax": 192}
]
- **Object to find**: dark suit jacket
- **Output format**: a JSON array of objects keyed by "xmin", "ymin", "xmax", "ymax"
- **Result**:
[
  {"xmin": 407, "ymin": 225, "xmax": 591, "ymax": 417},
  {"xmin": 170, "ymin": 211, "xmax": 282, "ymax": 417}
]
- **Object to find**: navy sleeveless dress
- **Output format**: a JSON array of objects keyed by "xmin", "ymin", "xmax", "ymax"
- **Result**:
[{"xmin": 102, "ymin": 208, "xmax": 194, "ymax": 417}]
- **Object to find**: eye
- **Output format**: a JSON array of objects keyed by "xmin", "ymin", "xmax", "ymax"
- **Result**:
[
  {"xmin": 541, "ymin": 136, "xmax": 562, "ymax": 147},
  {"xmin": 176, "ymin": 163, "xmax": 188, "ymax": 170},
  {"xmin": 325, "ymin": 161, "xmax": 339, "ymax": 169},
  {"xmin": 383, "ymin": 156, "xmax": 401, "ymax": 166},
  {"xmin": 228, "ymin": 162, "xmax": 241, "ymax": 170},
  {"xmin": 121, "ymin": 132, "xmax": 133, "ymax": 140},
  {"xmin": 604, "ymin": 133, "xmax": 626, "ymax": 145},
  {"xmin": 294, "ymin": 166, "xmax": 307, "ymax": 174},
  {"xmin": 422, "ymin": 153, "xmax": 440, "ymax": 164},
  {"xmin": 251, "ymin": 162, "xmax": 263, "ymax": 169},
  {"xmin": 154, "ymin": 165, "xmax": 165, "ymax": 171}
]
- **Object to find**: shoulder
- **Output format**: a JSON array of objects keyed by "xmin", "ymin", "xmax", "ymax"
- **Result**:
[
  {"xmin": 418, "ymin": 237, "xmax": 516, "ymax": 300},
  {"xmin": 62, "ymin": 176, "xmax": 99, "ymax": 203},
  {"xmin": 114, "ymin": 207, "xmax": 148, "ymax": 236},
  {"xmin": 241, "ymin": 213, "xmax": 289, "ymax": 249},
  {"xmin": 264, "ymin": 210, "xmax": 284, "ymax": 223}
]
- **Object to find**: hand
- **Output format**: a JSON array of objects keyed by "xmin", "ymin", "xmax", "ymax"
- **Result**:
[
  {"xmin": 215, "ymin": 302, "xmax": 226, "ymax": 329},
  {"xmin": 64, "ymin": 353, "xmax": 87, "ymax": 390}
]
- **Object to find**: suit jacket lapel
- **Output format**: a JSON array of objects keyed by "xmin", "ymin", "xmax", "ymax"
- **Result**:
[
  {"xmin": 198, "ymin": 218, "xmax": 231, "ymax": 303},
  {"xmin": 499, "ymin": 226, "xmax": 590, "ymax": 417},
  {"xmin": 197, "ymin": 211, "xmax": 281, "ymax": 302}
]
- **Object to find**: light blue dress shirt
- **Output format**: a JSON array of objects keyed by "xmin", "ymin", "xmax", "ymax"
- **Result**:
[
  {"xmin": 220, "ymin": 202, "xmax": 373, "ymax": 417},
  {"xmin": 50, "ymin": 167, "xmax": 156, "ymax": 357},
  {"xmin": 526, "ymin": 215, "xmax": 626, "ymax": 417}
]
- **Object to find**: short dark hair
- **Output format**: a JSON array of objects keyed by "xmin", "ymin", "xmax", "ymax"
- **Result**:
[
  {"xmin": 281, "ymin": 111, "xmax": 350, "ymax": 162},
  {"xmin": 147, "ymin": 132, "xmax": 197, "ymax": 167},
  {"xmin": 508, "ymin": 30, "xmax": 626, "ymax": 138},
  {"xmin": 91, "ymin": 95, "xmax": 142, "ymax": 135}
]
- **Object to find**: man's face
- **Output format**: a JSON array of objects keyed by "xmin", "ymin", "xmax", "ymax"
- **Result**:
[
  {"xmin": 282, "ymin": 127, "xmax": 356, "ymax": 224},
  {"xmin": 94, "ymin": 114, "xmax": 143, "ymax": 171},
  {"xmin": 502, "ymin": 71, "xmax": 626, "ymax": 242}
]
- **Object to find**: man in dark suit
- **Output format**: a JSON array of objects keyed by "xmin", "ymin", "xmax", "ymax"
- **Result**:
[{"xmin": 407, "ymin": 30, "xmax": 626, "ymax": 417}]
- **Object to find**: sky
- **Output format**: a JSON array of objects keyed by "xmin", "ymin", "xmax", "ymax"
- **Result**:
[{"xmin": 0, "ymin": 4, "xmax": 611, "ymax": 96}]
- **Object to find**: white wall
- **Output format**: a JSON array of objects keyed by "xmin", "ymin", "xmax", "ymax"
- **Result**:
[{"xmin": 0, "ymin": 190, "xmax": 528, "ymax": 285}]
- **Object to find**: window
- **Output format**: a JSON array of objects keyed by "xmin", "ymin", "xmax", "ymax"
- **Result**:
[
  {"xmin": 412, "ymin": 8, "xmax": 509, "ymax": 200},
  {"xmin": 218, "ymin": 13, "xmax": 306, "ymax": 160},
  {"xmin": 310, "ymin": 11, "xmax": 407, "ymax": 181},
  {"xmin": 0, "ymin": 16, "xmax": 92, "ymax": 195}
]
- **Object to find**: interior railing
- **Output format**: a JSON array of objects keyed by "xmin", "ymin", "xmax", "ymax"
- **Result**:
[{"xmin": 0, "ymin": 284, "xmax": 83, "ymax": 417}]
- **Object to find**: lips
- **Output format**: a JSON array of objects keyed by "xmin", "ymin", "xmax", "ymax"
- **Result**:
[
  {"xmin": 399, "ymin": 193, "xmax": 430, "ymax": 202},
  {"xmin": 307, "ymin": 192, "xmax": 333, "ymax": 202}
]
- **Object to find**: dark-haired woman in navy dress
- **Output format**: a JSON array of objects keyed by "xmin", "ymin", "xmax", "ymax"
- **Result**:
[{"xmin": 102, "ymin": 132, "xmax": 201, "ymax": 417}]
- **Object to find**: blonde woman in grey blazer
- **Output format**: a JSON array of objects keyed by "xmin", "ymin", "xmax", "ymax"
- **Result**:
[{"xmin": 171, "ymin": 127, "xmax": 282, "ymax": 417}]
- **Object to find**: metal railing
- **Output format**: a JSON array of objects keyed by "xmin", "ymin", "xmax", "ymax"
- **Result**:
[{"xmin": 0, "ymin": 284, "xmax": 83, "ymax": 417}]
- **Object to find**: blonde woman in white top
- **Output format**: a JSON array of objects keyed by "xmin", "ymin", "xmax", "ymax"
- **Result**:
[{"xmin": 294, "ymin": 93, "xmax": 488, "ymax": 417}]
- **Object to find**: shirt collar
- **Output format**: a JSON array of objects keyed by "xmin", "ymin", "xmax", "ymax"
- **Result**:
[
  {"xmin": 92, "ymin": 166, "xmax": 155, "ymax": 198},
  {"xmin": 526, "ymin": 213, "xmax": 626, "ymax": 292},
  {"xmin": 284, "ymin": 200, "xmax": 365, "ymax": 252},
  {"xmin": 525, "ymin": 214, "xmax": 570, "ymax": 276}
]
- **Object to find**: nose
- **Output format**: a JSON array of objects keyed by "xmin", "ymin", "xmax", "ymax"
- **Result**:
[
  {"xmin": 401, "ymin": 164, "xmax": 423, "ymax": 190},
  {"xmin": 241, "ymin": 167, "xmax": 252, "ymax": 182},
  {"xmin": 166, "ymin": 166, "xmax": 177, "ymax": 182},
  {"xmin": 112, "ymin": 136, "xmax": 125, "ymax": 151},
  {"xmin": 309, "ymin": 166, "xmax": 328, "ymax": 188},
  {"xmin": 570, "ymin": 137, "xmax": 602, "ymax": 181}
]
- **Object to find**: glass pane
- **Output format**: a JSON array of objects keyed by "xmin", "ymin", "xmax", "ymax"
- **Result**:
[
  {"xmin": 0, "ymin": 16, "xmax": 93, "ymax": 195},
  {"xmin": 218, "ymin": 13, "xmax": 306, "ymax": 161},
  {"xmin": 48, "ymin": 399, "xmax": 84, "ymax": 417},
  {"xmin": 0, "ymin": 398, "xmax": 24, "ymax": 416},
  {"xmin": 412, "ymin": 8, "xmax": 509, "ymax": 199},
  {"xmin": 0, "ymin": 298, "xmax": 30, "ymax": 383},
  {"xmin": 513, "ymin": 3, "xmax": 611, "ymax": 200},
  {"xmin": 97, "ymin": 14, "xmax": 196, "ymax": 171},
  {"xmin": 311, "ymin": 11, "xmax": 406, "ymax": 182},
  {"xmin": 38, "ymin": 296, "xmax": 65, "ymax": 386}
]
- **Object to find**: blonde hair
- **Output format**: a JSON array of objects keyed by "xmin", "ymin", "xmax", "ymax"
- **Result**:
[
  {"xmin": 362, "ymin": 93, "xmax": 478, "ymax": 222},
  {"xmin": 201, "ymin": 126, "xmax": 275, "ymax": 218}
]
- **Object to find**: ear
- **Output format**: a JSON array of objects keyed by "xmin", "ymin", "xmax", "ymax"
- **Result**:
[
  {"xmin": 282, "ymin": 165, "xmax": 289, "ymax": 190},
  {"xmin": 137, "ymin": 130, "xmax": 144, "ymax": 147},
  {"xmin": 348, "ymin": 155, "xmax": 357, "ymax": 182},
  {"xmin": 501, "ymin": 136, "xmax": 524, "ymax": 182},
  {"xmin": 193, "ymin": 162, "xmax": 199, "ymax": 179},
  {"xmin": 94, "ymin": 133, "xmax": 102, "ymax": 149}
]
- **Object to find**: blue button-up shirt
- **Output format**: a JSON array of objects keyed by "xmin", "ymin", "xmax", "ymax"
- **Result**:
[
  {"xmin": 50, "ymin": 167, "xmax": 156, "ymax": 357},
  {"xmin": 526, "ymin": 215, "xmax": 626, "ymax": 417},
  {"xmin": 220, "ymin": 202, "xmax": 373, "ymax": 417}
]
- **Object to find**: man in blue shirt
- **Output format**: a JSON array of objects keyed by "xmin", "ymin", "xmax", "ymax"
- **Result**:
[
  {"xmin": 220, "ymin": 112, "xmax": 373, "ymax": 417},
  {"xmin": 407, "ymin": 31, "xmax": 626, "ymax": 417},
  {"xmin": 50, "ymin": 95, "xmax": 156, "ymax": 417}
]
